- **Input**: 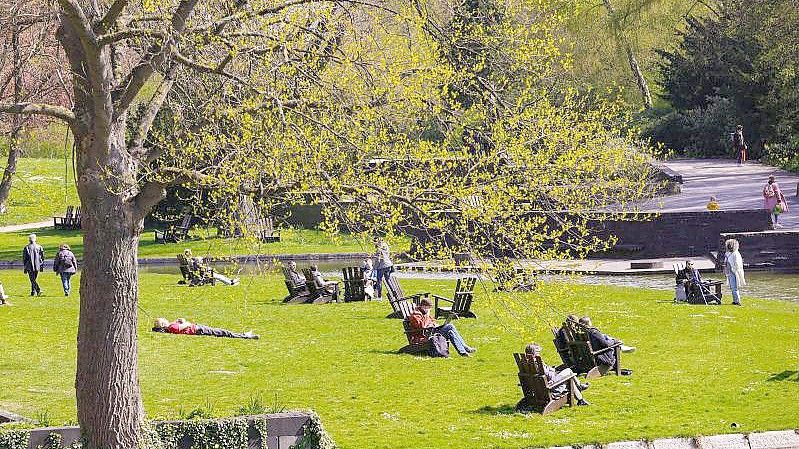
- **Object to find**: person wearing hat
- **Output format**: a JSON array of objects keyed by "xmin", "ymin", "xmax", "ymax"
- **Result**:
[
  {"xmin": 525, "ymin": 343, "xmax": 590, "ymax": 406},
  {"xmin": 408, "ymin": 297, "xmax": 476, "ymax": 356}
]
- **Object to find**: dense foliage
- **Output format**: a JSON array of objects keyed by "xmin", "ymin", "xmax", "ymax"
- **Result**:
[{"xmin": 646, "ymin": 0, "xmax": 799, "ymax": 164}]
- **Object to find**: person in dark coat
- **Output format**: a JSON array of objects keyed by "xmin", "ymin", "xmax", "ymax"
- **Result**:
[
  {"xmin": 53, "ymin": 243, "xmax": 78, "ymax": 296},
  {"xmin": 22, "ymin": 233, "xmax": 45, "ymax": 296},
  {"xmin": 553, "ymin": 314, "xmax": 579, "ymax": 365},
  {"xmin": 578, "ymin": 316, "xmax": 635, "ymax": 375}
]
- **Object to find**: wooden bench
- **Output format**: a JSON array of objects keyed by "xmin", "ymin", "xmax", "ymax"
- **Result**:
[
  {"xmin": 385, "ymin": 276, "xmax": 429, "ymax": 319},
  {"xmin": 302, "ymin": 268, "xmax": 339, "ymax": 304},
  {"xmin": 342, "ymin": 266, "xmax": 367, "ymax": 302},
  {"xmin": 53, "ymin": 206, "xmax": 74, "ymax": 230},
  {"xmin": 514, "ymin": 353, "xmax": 575, "ymax": 414},
  {"xmin": 282, "ymin": 266, "xmax": 311, "ymax": 303},
  {"xmin": 155, "ymin": 214, "xmax": 192, "ymax": 243},
  {"xmin": 397, "ymin": 319, "xmax": 439, "ymax": 355},
  {"xmin": 433, "ymin": 276, "xmax": 477, "ymax": 319},
  {"xmin": 555, "ymin": 320, "xmax": 622, "ymax": 379}
]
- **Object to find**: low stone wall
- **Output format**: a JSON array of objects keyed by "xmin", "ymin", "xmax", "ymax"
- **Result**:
[
  {"xmin": 542, "ymin": 429, "xmax": 799, "ymax": 449},
  {"xmin": 717, "ymin": 230, "xmax": 799, "ymax": 271},
  {"xmin": 1, "ymin": 412, "xmax": 314, "ymax": 449}
]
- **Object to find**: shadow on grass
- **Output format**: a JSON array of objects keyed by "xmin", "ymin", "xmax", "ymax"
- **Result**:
[
  {"xmin": 473, "ymin": 404, "xmax": 518, "ymax": 415},
  {"xmin": 767, "ymin": 370, "xmax": 799, "ymax": 382}
]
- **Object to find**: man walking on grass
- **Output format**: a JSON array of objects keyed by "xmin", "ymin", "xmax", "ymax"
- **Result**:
[{"xmin": 23, "ymin": 233, "xmax": 44, "ymax": 296}]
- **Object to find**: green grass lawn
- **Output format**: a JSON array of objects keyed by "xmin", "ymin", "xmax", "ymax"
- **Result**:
[
  {"xmin": 0, "ymin": 228, "xmax": 408, "ymax": 261},
  {"xmin": 0, "ymin": 158, "xmax": 79, "ymax": 227},
  {"xmin": 1, "ymin": 272, "xmax": 798, "ymax": 448}
]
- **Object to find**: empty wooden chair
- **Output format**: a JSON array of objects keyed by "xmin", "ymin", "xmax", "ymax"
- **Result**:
[
  {"xmin": 69, "ymin": 206, "xmax": 82, "ymax": 230},
  {"xmin": 155, "ymin": 214, "xmax": 192, "ymax": 243},
  {"xmin": 342, "ymin": 266, "xmax": 366, "ymax": 302},
  {"xmin": 514, "ymin": 352, "xmax": 575, "ymax": 414},
  {"xmin": 53, "ymin": 206, "xmax": 74, "ymax": 230},
  {"xmin": 433, "ymin": 276, "xmax": 477, "ymax": 319}
]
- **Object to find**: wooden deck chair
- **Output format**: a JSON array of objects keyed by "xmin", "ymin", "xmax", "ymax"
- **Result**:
[
  {"xmin": 564, "ymin": 320, "xmax": 622, "ymax": 378},
  {"xmin": 53, "ymin": 206, "xmax": 74, "ymax": 230},
  {"xmin": 260, "ymin": 216, "xmax": 281, "ymax": 243},
  {"xmin": 514, "ymin": 353, "xmax": 575, "ymax": 414},
  {"xmin": 342, "ymin": 266, "xmax": 366, "ymax": 302},
  {"xmin": 385, "ymin": 276, "xmax": 429, "ymax": 319},
  {"xmin": 155, "ymin": 214, "xmax": 192, "ymax": 243},
  {"xmin": 281, "ymin": 266, "xmax": 310, "ymax": 303},
  {"xmin": 433, "ymin": 276, "xmax": 477, "ymax": 319},
  {"xmin": 302, "ymin": 268, "xmax": 338, "ymax": 304},
  {"xmin": 69, "ymin": 206, "xmax": 82, "ymax": 229}
]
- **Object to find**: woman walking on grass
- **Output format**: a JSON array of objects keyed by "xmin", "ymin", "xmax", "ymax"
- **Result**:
[
  {"xmin": 53, "ymin": 244, "xmax": 78, "ymax": 296},
  {"xmin": 723, "ymin": 239, "xmax": 746, "ymax": 306}
]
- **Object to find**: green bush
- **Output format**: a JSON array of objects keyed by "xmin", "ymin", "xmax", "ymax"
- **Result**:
[{"xmin": 762, "ymin": 139, "xmax": 799, "ymax": 172}]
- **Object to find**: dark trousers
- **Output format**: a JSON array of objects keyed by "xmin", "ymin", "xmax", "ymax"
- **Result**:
[
  {"xmin": 375, "ymin": 267, "xmax": 392, "ymax": 298},
  {"xmin": 28, "ymin": 271, "xmax": 41, "ymax": 294},
  {"xmin": 195, "ymin": 324, "xmax": 250, "ymax": 339}
]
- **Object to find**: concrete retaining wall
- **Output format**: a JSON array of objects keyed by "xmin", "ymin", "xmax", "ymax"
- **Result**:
[
  {"xmin": 18, "ymin": 412, "xmax": 311, "ymax": 449},
  {"xmin": 542, "ymin": 430, "xmax": 799, "ymax": 449},
  {"xmin": 718, "ymin": 231, "xmax": 799, "ymax": 271}
]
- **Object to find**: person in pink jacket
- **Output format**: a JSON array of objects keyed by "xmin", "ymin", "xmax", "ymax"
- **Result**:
[{"xmin": 763, "ymin": 175, "xmax": 788, "ymax": 228}]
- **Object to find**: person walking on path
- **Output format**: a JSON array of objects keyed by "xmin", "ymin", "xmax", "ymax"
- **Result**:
[
  {"xmin": 22, "ymin": 233, "xmax": 45, "ymax": 296},
  {"xmin": 763, "ymin": 175, "xmax": 789, "ymax": 228},
  {"xmin": 723, "ymin": 239, "xmax": 746, "ymax": 306},
  {"xmin": 53, "ymin": 243, "xmax": 78, "ymax": 296},
  {"xmin": 733, "ymin": 124, "xmax": 748, "ymax": 165},
  {"xmin": 373, "ymin": 237, "xmax": 394, "ymax": 300}
]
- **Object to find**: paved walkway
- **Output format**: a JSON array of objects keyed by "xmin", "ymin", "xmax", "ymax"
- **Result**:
[
  {"xmin": 641, "ymin": 159, "xmax": 799, "ymax": 229},
  {"xmin": 0, "ymin": 220, "xmax": 52, "ymax": 233}
]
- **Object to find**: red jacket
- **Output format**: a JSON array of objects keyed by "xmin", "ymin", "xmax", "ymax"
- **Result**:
[{"xmin": 408, "ymin": 310, "xmax": 436, "ymax": 344}]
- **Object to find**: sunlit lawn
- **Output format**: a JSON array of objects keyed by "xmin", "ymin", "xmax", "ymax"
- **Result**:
[
  {"xmin": 1, "ymin": 271, "xmax": 798, "ymax": 448},
  {"xmin": 0, "ymin": 158, "xmax": 79, "ymax": 227}
]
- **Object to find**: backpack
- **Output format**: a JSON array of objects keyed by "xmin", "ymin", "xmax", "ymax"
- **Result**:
[
  {"xmin": 59, "ymin": 252, "xmax": 73, "ymax": 269},
  {"xmin": 427, "ymin": 333, "xmax": 450, "ymax": 358}
]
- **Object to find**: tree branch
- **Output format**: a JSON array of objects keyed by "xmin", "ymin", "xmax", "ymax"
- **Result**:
[
  {"xmin": 130, "ymin": 67, "xmax": 177, "ymax": 163},
  {"xmin": 97, "ymin": 28, "xmax": 167, "ymax": 46},
  {"xmin": 0, "ymin": 102, "xmax": 76, "ymax": 123},
  {"xmin": 95, "ymin": 0, "xmax": 130, "ymax": 34}
]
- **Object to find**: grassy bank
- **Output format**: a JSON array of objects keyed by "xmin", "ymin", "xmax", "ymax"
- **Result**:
[
  {"xmin": 0, "ymin": 227, "xmax": 407, "ymax": 261},
  {"xmin": 1, "ymin": 273, "xmax": 797, "ymax": 448},
  {"xmin": 0, "ymin": 158, "xmax": 78, "ymax": 227}
]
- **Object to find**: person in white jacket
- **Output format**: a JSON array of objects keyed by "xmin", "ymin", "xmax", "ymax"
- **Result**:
[{"xmin": 723, "ymin": 239, "xmax": 746, "ymax": 306}]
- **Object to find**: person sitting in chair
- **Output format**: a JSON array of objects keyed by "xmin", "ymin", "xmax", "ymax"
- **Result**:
[
  {"xmin": 409, "ymin": 298, "xmax": 476, "ymax": 357},
  {"xmin": 682, "ymin": 260, "xmax": 720, "ymax": 304},
  {"xmin": 287, "ymin": 260, "xmax": 306, "ymax": 288},
  {"xmin": 192, "ymin": 257, "xmax": 240, "ymax": 286},
  {"xmin": 525, "ymin": 343, "xmax": 589, "ymax": 406},
  {"xmin": 361, "ymin": 258, "xmax": 376, "ymax": 299},
  {"xmin": 310, "ymin": 264, "xmax": 339, "ymax": 300},
  {"xmin": 553, "ymin": 314, "xmax": 579, "ymax": 365},
  {"xmin": 153, "ymin": 317, "xmax": 258, "ymax": 339},
  {"xmin": 578, "ymin": 316, "xmax": 635, "ymax": 375}
]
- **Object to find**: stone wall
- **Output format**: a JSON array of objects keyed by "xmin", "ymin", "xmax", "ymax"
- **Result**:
[
  {"xmin": 717, "ymin": 230, "xmax": 799, "ymax": 271},
  {"xmin": 17, "ymin": 412, "xmax": 312, "ymax": 449},
  {"xmin": 590, "ymin": 209, "xmax": 773, "ymax": 259}
]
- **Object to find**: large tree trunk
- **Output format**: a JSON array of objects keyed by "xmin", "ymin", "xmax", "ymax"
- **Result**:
[
  {"xmin": 74, "ymin": 123, "xmax": 145, "ymax": 449},
  {"xmin": 0, "ymin": 23, "xmax": 24, "ymax": 213}
]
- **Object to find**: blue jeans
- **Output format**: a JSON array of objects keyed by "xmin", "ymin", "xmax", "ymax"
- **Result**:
[
  {"xmin": 375, "ymin": 267, "xmax": 392, "ymax": 298},
  {"xmin": 728, "ymin": 272, "xmax": 741, "ymax": 305},
  {"xmin": 60, "ymin": 272, "xmax": 74, "ymax": 295},
  {"xmin": 436, "ymin": 323, "xmax": 469, "ymax": 354}
]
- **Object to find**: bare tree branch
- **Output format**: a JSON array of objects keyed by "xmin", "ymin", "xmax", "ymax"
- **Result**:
[
  {"xmin": 0, "ymin": 101, "xmax": 76, "ymax": 123},
  {"xmin": 95, "ymin": 0, "xmax": 130, "ymax": 34}
]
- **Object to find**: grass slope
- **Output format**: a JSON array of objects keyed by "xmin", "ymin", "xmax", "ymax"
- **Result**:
[
  {"xmin": 0, "ymin": 227, "xmax": 389, "ymax": 261},
  {"xmin": 0, "ymin": 158, "xmax": 78, "ymax": 227},
  {"xmin": 1, "ymin": 273, "xmax": 797, "ymax": 448}
]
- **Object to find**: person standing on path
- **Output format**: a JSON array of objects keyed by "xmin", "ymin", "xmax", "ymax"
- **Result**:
[
  {"xmin": 733, "ymin": 124, "xmax": 748, "ymax": 165},
  {"xmin": 53, "ymin": 243, "xmax": 78, "ymax": 296},
  {"xmin": 723, "ymin": 239, "xmax": 746, "ymax": 306},
  {"xmin": 763, "ymin": 175, "xmax": 789, "ymax": 228},
  {"xmin": 22, "ymin": 233, "xmax": 44, "ymax": 296},
  {"xmin": 373, "ymin": 237, "xmax": 394, "ymax": 300}
]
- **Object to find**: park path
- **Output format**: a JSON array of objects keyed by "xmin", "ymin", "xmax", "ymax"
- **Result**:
[
  {"xmin": 0, "ymin": 220, "xmax": 52, "ymax": 233},
  {"xmin": 642, "ymin": 159, "xmax": 799, "ymax": 229}
]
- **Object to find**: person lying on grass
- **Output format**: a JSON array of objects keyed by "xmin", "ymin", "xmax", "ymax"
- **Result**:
[
  {"xmin": 578, "ymin": 316, "xmax": 635, "ymax": 375},
  {"xmin": 408, "ymin": 298, "xmax": 476, "ymax": 357},
  {"xmin": 153, "ymin": 317, "xmax": 258, "ymax": 339},
  {"xmin": 525, "ymin": 343, "xmax": 590, "ymax": 406}
]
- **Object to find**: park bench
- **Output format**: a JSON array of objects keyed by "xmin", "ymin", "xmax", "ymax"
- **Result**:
[
  {"xmin": 342, "ymin": 266, "xmax": 367, "ymax": 302},
  {"xmin": 397, "ymin": 319, "xmax": 441, "ymax": 355},
  {"xmin": 53, "ymin": 206, "xmax": 74, "ymax": 230},
  {"xmin": 175, "ymin": 254, "xmax": 215, "ymax": 286},
  {"xmin": 385, "ymin": 276, "xmax": 428, "ymax": 319},
  {"xmin": 302, "ymin": 268, "xmax": 339, "ymax": 304},
  {"xmin": 514, "ymin": 352, "xmax": 576, "ymax": 414},
  {"xmin": 556, "ymin": 319, "xmax": 622, "ymax": 378},
  {"xmin": 155, "ymin": 214, "xmax": 192, "ymax": 244},
  {"xmin": 433, "ymin": 276, "xmax": 477, "ymax": 319},
  {"xmin": 281, "ymin": 266, "xmax": 311, "ymax": 303}
]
